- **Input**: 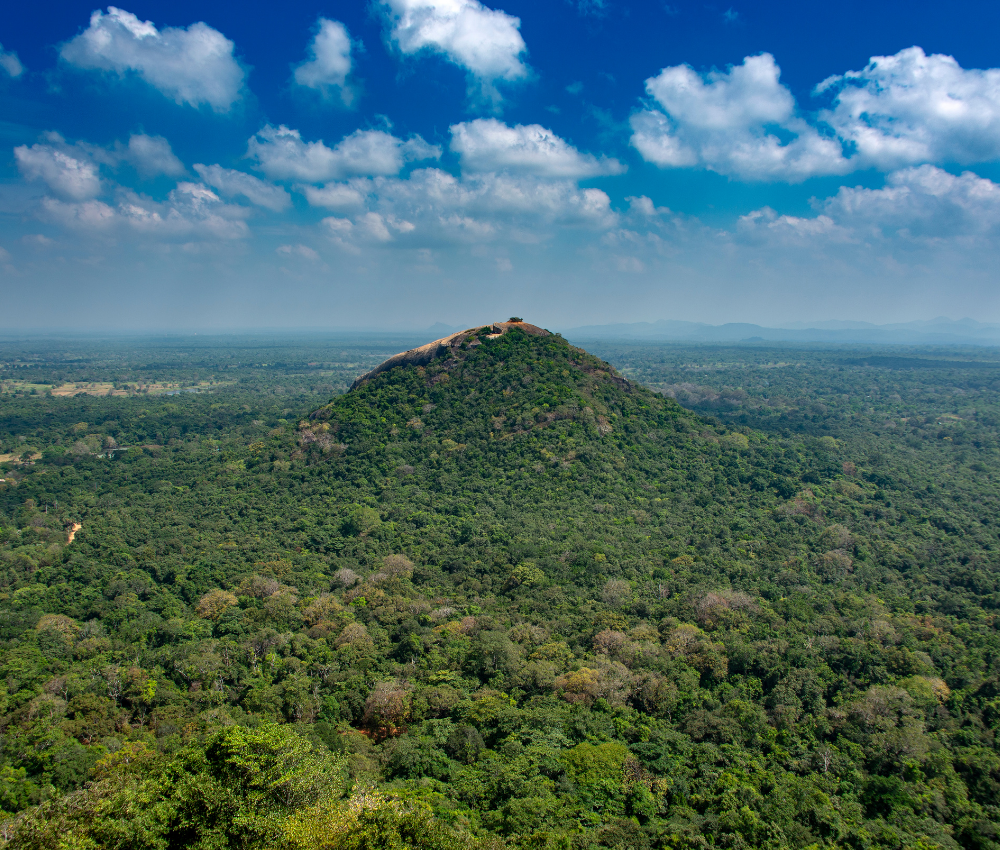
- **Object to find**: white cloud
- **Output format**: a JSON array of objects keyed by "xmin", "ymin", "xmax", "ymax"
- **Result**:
[
  {"xmin": 248, "ymin": 124, "xmax": 440, "ymax": 182},
  {"xmin": 358, "ymin": 212, "xmax": 394, "ymax": 241},
  {"xmin": 277, "ymin": 243, "xmax": 320, "ymax": 260},
  {"xmin": 167, "ymin": 182, "xmax": 249, "ymax": 237},
  {"xmin": 37, "ymin": 181, "xmax": 250, "ymax": 241},
  {"xmin": 322, "ymin": 217, "xmax": 353, "ymax": 235},
  {"xmin": 40, "ymin": 198, "xmax": 116, "ymax": 229},
  {"xmin": 18, "ymin": 131, "xmax": 187, "ymax": 204},
  {"xmin": 194, "ymin": 164, "xmax": 291, "ymax": 211},
  {"xmin": 379, "ymin": 0, "xmax": 528, "ymax": 106},
  {"xmin": 15, "ymin": 133, "xmax": 185, "ymax": 205},
  {"xmin": 307, "ymin": 166, "xmax": 617, "ymax": 252},
  {"xmin": 300, "ymin": 182, "xmax": 367, "ymax": 210},
  {"xmin": 633, "ymin": 47, "xmax": 1000, "ymax": 182},
  {"xmin": 819, "ymin": 47, "xmax": 1000, "ymax": 168},
  {"xmin": 737, "ymin": 206, "xmax": 845, "ymax": 242},
  {"xmin": 450, "ymin": 118, "xmax": 624, "ymax": 177},
  {"xmin": 320, "ymin": 216, "xmax": 359, "ymax": 252},
  {"xmin": 321, "ymin": 209, "xmax": 402, "ymax": 245},
  {"xmin": 293, "ymin": 18, "xmax": 355, "ymax": 105},
  {"xmin": 15, "ymin": 144, "xmax": 102, "ymax": 200},
  {"xmin": 399, "ymin": 135, "xmax": 442, "ymax": 162},
  {"xmin": 626, "ymin": 195, "xmax": 671, "ymax": 217},
  {"xmin": 60, "ymin": 6, "xmax": 244, "ymax": 111},
  {"xmin": 387, "ymin": 168, "xmax": 615, "ymax": 223},
  {"xmin": 822, "ymin": 165, "xmax": 1000, "ymax": 238},
  {"xmin": 646, "ymin": 53, "xmax": 793, "ymax": 132},
  {"xmin": 629, "ymin": 111, "xmax": 698, "ymax": 167},
  {"xmin": 733, "ymin": 166, "xmax": 1000, "ymax": 248},
  {"xmin": 125, "ymin": 134, "xmax": 185, "ymax": 176},
  {"xmin": 120, "ymin": 183, "xmax": 250, "ymax": 239},
  {"xmin": 631, "ymin": 54, "xmax": 848, "ymax": 181},
  {"xmin": 0, "ymin": 43, "xmax": 24, "ymax": 78},
  {"xmin": 73, "ymin": 132, "xmax": 184, "ymax": 177}
]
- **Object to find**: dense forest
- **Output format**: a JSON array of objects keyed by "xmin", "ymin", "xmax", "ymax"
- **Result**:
[{"xmin": 0, "ymin": 325, "xmax": 999, "ymax": 849}]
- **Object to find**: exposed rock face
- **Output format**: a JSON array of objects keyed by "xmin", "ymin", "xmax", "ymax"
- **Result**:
[{"xmin": 351, "ymin": 321, "xmax": 550, "ymax": 389}]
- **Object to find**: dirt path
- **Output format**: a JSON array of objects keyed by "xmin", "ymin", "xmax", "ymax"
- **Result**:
[{"xmin": 67, "ymin": 523, "xmax": 82, "ymax": 544}]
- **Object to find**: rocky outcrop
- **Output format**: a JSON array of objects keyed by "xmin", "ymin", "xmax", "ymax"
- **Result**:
[{"xmin": 350, "ymin": 321, "xmax": 550, "ymax": 389}]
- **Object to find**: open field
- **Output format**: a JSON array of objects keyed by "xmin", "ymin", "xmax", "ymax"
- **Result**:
[{"xmin": 1, "ymin": 379, "xmax": 227, "ymax": 396}]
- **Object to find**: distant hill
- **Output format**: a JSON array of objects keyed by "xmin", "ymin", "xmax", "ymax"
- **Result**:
[{"xmin": 561, "ymin": 316, "xmax": 1000, "ymax": 345}]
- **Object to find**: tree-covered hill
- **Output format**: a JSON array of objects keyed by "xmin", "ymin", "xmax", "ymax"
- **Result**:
[{"xmin": 0, "ymin": 328, "xmax": 998, "ymax": 849}]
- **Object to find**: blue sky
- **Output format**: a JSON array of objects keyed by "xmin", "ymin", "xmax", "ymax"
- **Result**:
[{"xmin": 2, "ymin": 0, "xmax": 1000, "ymax": 329}]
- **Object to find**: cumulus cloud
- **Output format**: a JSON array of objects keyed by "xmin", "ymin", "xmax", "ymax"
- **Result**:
[
  {"xmin": 818, "ymin": 47, "xmax": 1000, "ymax": 168},
  {"xmin": 357, "ymin": 212, "xmax": 395, "ymax": 241},
  {"xmin": 822, "ymin": 165, "xmax": 1000, "ymax": 239},
  {"xmin": 307, "ymin": 160, "xmax": 1000, "ymax": 277},
  {"xmin": 120, "ymin": 182, "xmax": 250, "ymax": 239},
  {"xmin": 293, "ymin": 18, "xmax": 355, "ymax": 105},
  {"xmin": 379, "ymin": 169, "xmax": 613, "ymax": 222},
  {"xmin": 60, "ymin": 6, "xmax": 245, "ymax": 111},
  {"xmin": 308, "ymin": 166, "xmax": 616, "ymax": 252},
  {"xmin": 321, "ymin": 216, "xmax": 357, "ymax": 251},
  {"xmin": 73, "ymin": 132, "xmax": 185, "ymax": 177},
  {"xmin": 450, "ymin": 118, "xmax": 624, "ymax": 177},
  {"xmin": 15, "ymin": 143, "xmax": 102, "ymax": 200},
  {"xmin": 633, "ymin": 47, "xmax": 1000, "ymax": 181},
  {"xmin": 379, "ymin": 0, "xmax": 528, "ymax": 106},
  {"xmin": 194, "ymin": 164, "xmax": 291, "ymax": 211},
  {"xmin": 0, "ymin": 43, "xmax": 24, "ymax": 78},
  {"xmin": 737, "ymin": 207, "xmax": 845, "ymax": 243},
  {"xmin": 300, "ymin": 182, "xmax": 367, "ymax": 210},
  {"xmin": 23, "ymin": 132, "xmax": 186, "ymax": 191},
  {"xmin": 626, "ymin": 195, "xmax": 671, "ymax": 217},
  {"xmin": 40, "ymin": 198, "xmax": 116, "ymax": 230},
  {"xmin": 631, "ymin": 53, "xmax": 848, "ymax": 181},
  {"xmin": 734, "ymin": 165, "xmax": 1000, "ymax": 248},
  {"xmin": 248, "ymin": 125, "xmax": 440, "ymax": 182},
  {"xmin": 123, "ymin": 134, "xmax": 185, "ymax": 176},
  {"xmin": 37, "ymin": 181, "xmax": 250, "ymax": 242},
  {"xmin": 647, "ymin": 53, "xmax": 793, "ymax": 132}
]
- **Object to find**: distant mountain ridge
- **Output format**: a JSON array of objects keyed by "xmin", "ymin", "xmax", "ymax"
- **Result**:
[{"xmin": 559, "ymin": 317, "xmax": 1000, "ymax": 345}]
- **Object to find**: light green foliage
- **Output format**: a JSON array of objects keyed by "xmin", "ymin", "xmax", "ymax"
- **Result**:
[
  {"xmin": 206, "ymin": 722, "xmax": 347, "ymax": 808},
  {"xmin": 283, "ymin": 787, "xmax": 481, "ymax": 850},
  {"xmin": 562, "ymin": 741, "xmax": 629, "ymax": 786},
  {"xmin": 8, "ymin": 724, "xmax": 349, "ymax": 849}
]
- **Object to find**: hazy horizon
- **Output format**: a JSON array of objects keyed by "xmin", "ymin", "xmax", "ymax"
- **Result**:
[{"xmin": 1, "ymin": 314, "xmax": 1000, "ymax": 339}]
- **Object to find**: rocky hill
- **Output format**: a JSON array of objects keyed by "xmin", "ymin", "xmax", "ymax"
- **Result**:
[{"xmin": 350, "ymin": 319, "xmax": 552, "ymax": 389}]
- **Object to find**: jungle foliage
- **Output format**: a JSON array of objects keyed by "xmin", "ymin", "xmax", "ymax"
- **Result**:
[{"xmin": 0, "ymin": 329, "xmax": 999, "ymax": 849}]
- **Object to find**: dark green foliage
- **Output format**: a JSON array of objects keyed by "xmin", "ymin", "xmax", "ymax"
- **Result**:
[{"xmin": 0, "ymin": 331, "xmax": 998, "ymax": 848}]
